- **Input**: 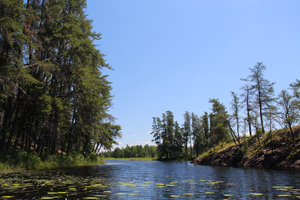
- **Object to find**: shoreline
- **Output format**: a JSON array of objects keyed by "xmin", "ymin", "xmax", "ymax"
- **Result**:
[
  {"xmin": 103, "ymin": 157, "xmax": 156, "ymax": 161},
  {"xmin": 192, "ymin": 126, "xmax": 300, "ymax": 169}
]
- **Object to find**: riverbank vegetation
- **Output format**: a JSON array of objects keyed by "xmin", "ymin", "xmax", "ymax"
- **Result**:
[
  {"xmin": 100, "ymin": 144, "xmax": 157, "ymax": 159},
  {"xmin": 193, "ymin": 125, "xmax": 300, "ymax": 168},
  {"xmin": 103, "ymin": 157, "xmax": 156, "ymax": 161},
  {"xmin": 0, "ymin": 0, "xmax": 120, "ymax": 169},
  {"xmin": 150, "ymin": 63, "xmax": 300, "ymax": 163},
  {"xmin": 0, "ymin": 150, "xmax": 105, "ymax": 171}
]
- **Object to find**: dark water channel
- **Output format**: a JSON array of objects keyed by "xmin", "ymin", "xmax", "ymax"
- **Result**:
[{"xmin": 1, "ymin": 160, "xmax": 300, "ymax": 199}]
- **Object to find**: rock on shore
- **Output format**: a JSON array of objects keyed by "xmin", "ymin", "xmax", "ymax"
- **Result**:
[{"xmin": 192, "ymin": 127, "xmax": 300, "ymax": 169}]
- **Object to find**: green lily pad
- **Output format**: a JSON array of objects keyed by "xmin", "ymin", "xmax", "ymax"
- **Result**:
[
  {"xmin": 165, "ymin": 184, "xmax": 174, "ymax": 187},
  {"xmin": 249, "ymin": 193, "xmax": 263, "ymax": 196},
  {"xmin": 278, "ymin": 194, "xmax": 292, "ymax": 197},
  {"xmin": 47, "ymin": 192, "xmax": 58, "ymax": 195},
  {"xmin": 57, "ymin": 192, "xmax": 68, "ymax": 194}
]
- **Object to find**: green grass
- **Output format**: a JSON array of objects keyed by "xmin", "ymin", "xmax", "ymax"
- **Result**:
[{"xmin": 0, "ymin": 150, "xmax": 106, "ymax": 171}]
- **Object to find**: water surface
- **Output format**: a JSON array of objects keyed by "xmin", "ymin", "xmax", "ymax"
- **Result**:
[{"xmin": 0, "ymin": 160, "xmax": 300, "ymax": 199}]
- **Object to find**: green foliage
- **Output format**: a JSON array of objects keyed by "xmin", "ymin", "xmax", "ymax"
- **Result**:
[
  {"xmin": 0, "ymin": 150, "xmax": 104, "ymax": 170},
  {"xmin": 102, "ymin": 144, "xmax": 157, "ymax": 159},
  {"xmin": 240, "ymin": 138, "xmax": 249, "ymax": 156},
  {"xmin": 0, "ymin": 0, "xmax": 120, "ymax": 157}
]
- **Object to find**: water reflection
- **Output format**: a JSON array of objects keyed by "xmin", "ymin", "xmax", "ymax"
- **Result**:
[{"xmin": 0, "ymin": 160, "xmax": 300, "ymax": 199}]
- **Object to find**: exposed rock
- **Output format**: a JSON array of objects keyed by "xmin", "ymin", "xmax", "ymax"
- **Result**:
[{"xmin": 192, "ymin": 126, "xmax": 300, "ymax": 169}]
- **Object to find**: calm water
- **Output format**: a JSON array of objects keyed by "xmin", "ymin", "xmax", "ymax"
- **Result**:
[{"xmin": 0, "ymin": 160, "xmax": 300, "ymax": 199}]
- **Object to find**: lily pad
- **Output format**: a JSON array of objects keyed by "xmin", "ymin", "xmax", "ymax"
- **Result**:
[
  {"xmin": 249, "ymin": 193, "xmax": 263, "ymax": 196},
  {"xmin": 40, "ymin": 197, "xmax": 54, "ymax": 199},
  {"xmin": 47, "ymin": 192, "xmax": 58, "ymax": 195},
  {"xmin": 278, "ymin": 194, "xmax": 292, "ymax": 197}
]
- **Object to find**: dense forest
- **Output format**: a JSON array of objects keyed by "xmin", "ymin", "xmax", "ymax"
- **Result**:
[
  {"xmin": 151, "ymin": 63, "xmax": 300, "ymax": 160},
  {"xmin": 100, "ymin": 144, "xmax": 157, "ymax": 158},
  {"xmin": 0, "ymin": 0, "xmax": 121, "ymax": 158}
]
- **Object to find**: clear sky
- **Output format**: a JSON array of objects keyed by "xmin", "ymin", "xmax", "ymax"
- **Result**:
[{"xmin": 85, "ymin": 0, "xmax": 300, "ymax": 149}]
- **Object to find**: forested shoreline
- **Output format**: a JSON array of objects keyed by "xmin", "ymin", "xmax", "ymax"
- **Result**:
[
  {"xmin": 100, "ymin": 144, "xmax": 157, "ymax": 159},
  {"xmin": 151, "ymin": 63, "xmax": 300, "ymax": 161},
  {"xmin": 0, "ymin": 0, "xmax": 120, "ymax": 168}
]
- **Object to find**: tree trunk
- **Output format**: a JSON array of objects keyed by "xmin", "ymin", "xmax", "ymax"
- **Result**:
[
  {"xmin": 288, "ymin": 122, "xmax": 296, "ymax": 149},
  {"xmin": 0, "ymin": 96, "xmax": 13, "ymax": 151}
]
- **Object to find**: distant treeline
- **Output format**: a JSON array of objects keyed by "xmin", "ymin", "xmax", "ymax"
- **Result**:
[
  {"xmin": 151, "ymin": 63, "xmax": 300, "ymax": 159},
  {"xmin": 0, "ymin": 0, "xmax": 120, "ymax": 157},
  {"xmin": 100, "ymin": 144, "xmax": 157, "ymax": 158}
]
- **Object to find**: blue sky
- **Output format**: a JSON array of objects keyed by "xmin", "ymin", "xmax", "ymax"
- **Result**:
[{"xmin": 86, "ymin": 0, "xmax": 300, "ymax": 149}]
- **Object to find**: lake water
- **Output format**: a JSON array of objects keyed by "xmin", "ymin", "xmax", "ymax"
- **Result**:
[{"xmin": 0, "ymin": 160, "xmax": 300, "ymax": 199}]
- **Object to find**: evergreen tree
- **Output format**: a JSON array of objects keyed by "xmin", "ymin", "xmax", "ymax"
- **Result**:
[
  {"xmin": 240, "ymin": 84, "xmax": 255, "ymax": 137},
  {"xmin": 183, "ymin": 111, "xmax": 191, "ymax": 157},
  {"xmin": 201, "ymin": 112, "xmax": 210, "ymax": 148},
  {"xmin": 290, "ymin": 79, "xmax": 300, "ymax": 100},
  {"xmin": 0, "ymin": 0, "xmax": 120, "ymax": 156},
  {"xmin": 173, "ymin": 121, "xmax": 183, "ymax": 156},
  {"xmin": 242, "ymin": 62, "xmax": 275, "ymax": 134},
  {"xmin": 165, "ymin": 111, "xmax": 174, "ymax": 158},
  {"xmin": 277, "ymin": 90, "xmax": 299, "ymax": 148},
  {"xmin": 192, "ymin": 113, "xmax": 204, "ymax": 157},
  {"xmin": 230, "ymin": 92, "xmax": 241, "ymax": 142},
  {"xmin": 209, "ymin": 99, "xmax": 231, "ymax": 147}
]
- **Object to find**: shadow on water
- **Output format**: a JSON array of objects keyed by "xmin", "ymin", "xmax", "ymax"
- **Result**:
[{"xmin": 0, "ymin": 160, "xmax": 300, "ymax": 199}]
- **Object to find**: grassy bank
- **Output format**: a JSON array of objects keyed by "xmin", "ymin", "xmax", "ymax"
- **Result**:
[
  {"xmin": 0, "ymin": 150, "xmax": 105, "ymax": 171},
  {"xmin": 104, "ymin": 157, "xmax": 157, "ymax": 161}
]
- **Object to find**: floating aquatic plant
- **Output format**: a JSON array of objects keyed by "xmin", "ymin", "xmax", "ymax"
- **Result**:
[
  {"xmin": 249, "ymin": 193, "xmax": 263, "ymax": 196},
  {"xmin": 40, "ymin": 197, "xmax": 54, "ymax": 199},
  {"xmin": 278, "ymin": 194, "xmax": 292, "ymax": 197},
  {"xmin": 115, "ymin": 192, "xmax": 128, "ymax": 195}
]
